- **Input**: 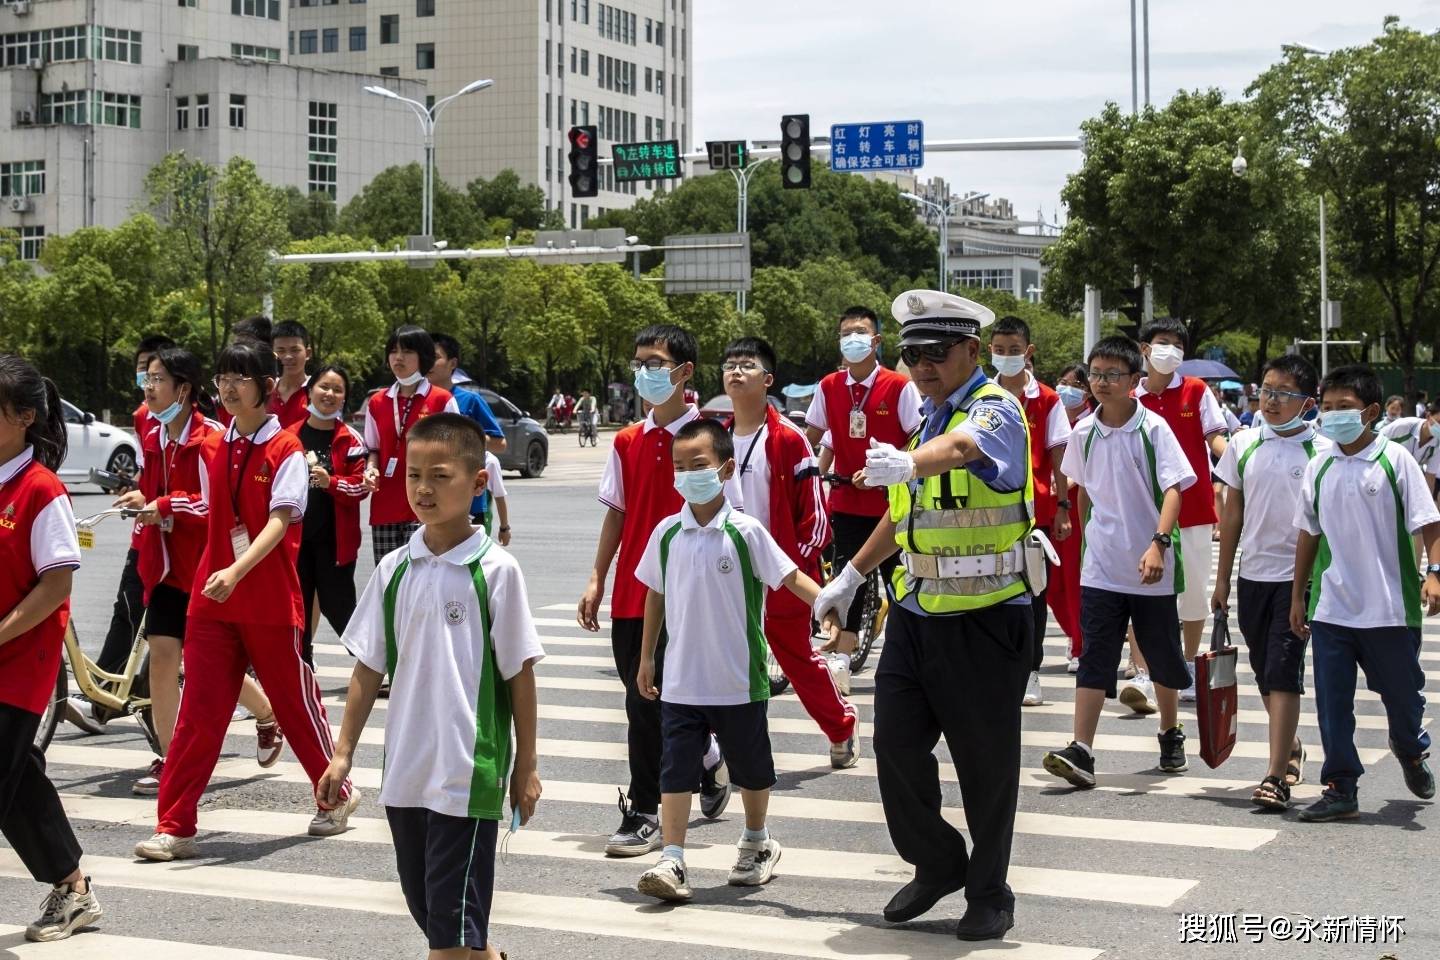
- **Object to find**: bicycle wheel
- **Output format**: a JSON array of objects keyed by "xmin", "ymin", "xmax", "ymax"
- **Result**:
[
  {"xmin": 35, "ymin": 657, "xmax": 67, "ymax": 753},
  {"xmin": 849, "ymin": 571, "xmax": 885, "ymax": 674},
  {"xmin": 767, "ymin": 647, "xmax": 790, "ymax": 697}
]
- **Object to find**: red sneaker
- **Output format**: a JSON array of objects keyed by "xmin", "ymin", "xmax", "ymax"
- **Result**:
[{"xmin": 256, "ymin": 720, "xmax": 284, "ymax": 768}]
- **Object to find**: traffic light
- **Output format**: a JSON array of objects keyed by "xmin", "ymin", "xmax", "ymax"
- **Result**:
[
  {"xmin": 568, "ymin": 125, "xmax": 598, "ymax": 199},
  {"xmin": 1117, "ymin": 285, "xmax": 1144, "ymax": 339},
  {"xmin": 705, "ymin": 140, "xmax": 747, "ymax": 171},
  {"xmin": 779, "ymin": 114, "xmax": 811, "ymax": 189}
]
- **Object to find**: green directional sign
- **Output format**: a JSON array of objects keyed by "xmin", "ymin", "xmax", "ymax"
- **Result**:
[{"xmin": 612, "ymin": 140, "xmax": 682, "ymax": 183}]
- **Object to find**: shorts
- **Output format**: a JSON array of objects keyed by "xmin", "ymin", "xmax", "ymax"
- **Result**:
[
  {"xmin": 1077, "ymin": 587, "xmax": 1191, "ymax": 697},
  {"xmin": 1176, "ymin": 524, "xmax": 1215, "ymax": 622},
  {"xmin": 145, "ymin": 583, "xmax": 189, "ymax": 639},
  {"xmin": 659, "ymin": 700, "xmax": 775, "ymax": 794},
  {"xmin": 385, "ymin": 805, "xmax": 498, "ymax": 951},
  {"xmin": 1236, "ymin": 578, "xmax": 1307, "ymax": 695},
  {"xmin": 372, "ymin": 522, "xmax": 419, "ymax": 563}
]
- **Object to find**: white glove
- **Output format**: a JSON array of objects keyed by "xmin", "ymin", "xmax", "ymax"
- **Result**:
[
  {"xmin": 863, "ymin": 437, "xmax": 916, "ymax": 486},
  {"xmin": 814, "ymin": 562, "xmax": 865, "ymax": 623}
]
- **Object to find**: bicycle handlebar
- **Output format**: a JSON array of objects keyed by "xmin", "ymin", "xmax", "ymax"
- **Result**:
[
  {"xmin": 76, "ymin": 507, "xmax": 142, "ymax": 529},
  {"xmin": 819, "ymin": 472, "xmax": 853, "ymax": 486}
]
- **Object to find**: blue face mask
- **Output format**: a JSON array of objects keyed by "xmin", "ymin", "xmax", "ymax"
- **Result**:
[
  {"xmin": 151, "ymin": 399, "xmax": 185, "ymax": 426},
  {"xmin": 634, "ymin": 366, "xmax": 678, "ymax": 406},
  {"xmin": 840, "ymin": 333, "xmax": 874, "ymax": 364},
  {"xmin": 1264, "ymin": 407, "xmax": 1310, "ymax": 433},
  {"xmin": 307, "ymin": 402, "xmax": 341, "ymax": 421},
  {"xmin": 136, "ymin": 371, "xmax": 147, "ymax": 390},
  {"xmin": 673, "ymin": 467, "xmax": 725, "ymax": 504},
  {"xmin": 1057, "ymin": 385, "xmax": 1086, "ymax": 409},
  {"xmin": 1319, "ymin": 409, "xmax": 1369, "ymax": 445}
]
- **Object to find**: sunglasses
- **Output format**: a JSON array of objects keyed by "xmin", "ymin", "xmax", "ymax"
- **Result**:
[{"xmin": 900, "ymin": 341, "xmax": 960, "ymax": 366}]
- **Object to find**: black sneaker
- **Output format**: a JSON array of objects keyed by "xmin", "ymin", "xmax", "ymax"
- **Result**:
[
  {"xmin": 1041, "ymin": 742, "xmax": 1096, "ymax": 788},
  {"xmin": 1297, "ymin": 783, "xmax": 1360, "ymax": 822},
  {"xmin": 1390, "ymin": 739, "xmax": 1436, "ymax": 800},
  {"xmin": 700, "ymin": 753, "xmax": 732, "ymax": 820},
  {"xmin": 604, "ymin": 790, "xmax": 662, "ymax": 857},
  {"xmin": 1158, "ymin": 725, "xmax": 1188, "ymax": 773}
]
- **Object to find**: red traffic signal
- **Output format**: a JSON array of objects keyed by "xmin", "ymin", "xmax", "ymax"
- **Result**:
[{"xmin": 568, "ymin": 125, "xmax": 598, "ymax": 198}]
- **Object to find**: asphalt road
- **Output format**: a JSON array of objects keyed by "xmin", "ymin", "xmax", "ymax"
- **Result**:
[{"xmin": 1, "ymin": 431, "xmax": 1433, "ymax": 960}]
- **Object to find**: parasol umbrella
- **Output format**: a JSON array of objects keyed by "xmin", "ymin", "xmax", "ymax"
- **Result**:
[{"xmin": 1176, "ymin": 359, "xmax": 1239, "ymax": 381}]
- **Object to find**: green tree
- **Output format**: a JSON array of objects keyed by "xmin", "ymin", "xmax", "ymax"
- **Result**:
[
  {"xmin": 282, "ymin": 186, "xmax": 338, "ymax": 241},
  {"xmin": 0, "ymin": 230, "xmax": 37, "ymax": 353},
  {"xmin": 498, "ymin": 261, "xmax": 606, "ymax": 391},
  {"xmin": 273, "ymin": 235, "xmax": 389, "ymax": 377},
  {"xmin": 337, "ymin": 163, "xmax": 485, "ymax": 246},
  {"xmin": 958, "ymin": 287, "xmax": 1086, "ymax": 381},
  {"xmin": 466, "ymin": 169, "xmax": 549, "ymax": 234},
  {"xmin": 373, "ymin": 260, "xmax": 467, "ymax": 336},
  {"xmin": 667, "ymin": 291, "xmax": 750, "ymax": 398},
  {"xmin": 144, "ymin": 154, "xmax": 289, "ymax": 364},
  {"xmin": 1043, "ymin": 90, "xmax": 1317, "ymax": 353},
  {"xmin": 454, "ymin": 260, "xmax": 510, "ymax": 387},
  {"xmin": 585, "ymin": 263, "xmax": 673, "ymax": 391},
  {"xmin": 1250, "ymin": 19, "xmax": 1440, "ymax": 395}
]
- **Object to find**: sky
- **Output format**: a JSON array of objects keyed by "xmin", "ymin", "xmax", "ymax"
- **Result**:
[{"xmin": 692, "ymin": 0, "xmax": 1440, "ymax": 224}]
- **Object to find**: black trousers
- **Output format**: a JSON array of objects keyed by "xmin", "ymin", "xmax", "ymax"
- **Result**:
[
  {"xmin": 0, "ymin": 703, "xmax": 83, "ymax": 884},
  {"xmin": 830, "ymin": 511, "xmax": 900, "ymax": 633},
  {"xmin": 297, "ymin": 534, "xmax": 357, "ymax": 667},
  {"xmin": 611, "ymin": 617, "xmax": 666, "ymax": 815},
  {"xmin": 874, "ymin": 602, "xmax": 1031, "ymax": 913},
  {"xmin": 97, "ymin": 546, "xmax": 145, "ymax": 674}
]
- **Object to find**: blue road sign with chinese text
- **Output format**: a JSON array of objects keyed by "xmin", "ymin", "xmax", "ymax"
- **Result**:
[{"xmin": 829, "ymin": 121, "xmax": 924, "ymax": 172}]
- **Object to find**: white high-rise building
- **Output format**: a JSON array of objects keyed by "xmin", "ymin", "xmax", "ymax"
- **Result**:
[
  {"xmin": 286, "ymin": 0, "xmax": 693, "ymax": 228},
  {"xmin": 0, "ymin": 0, "xmax": 425, "ymax": 260}
]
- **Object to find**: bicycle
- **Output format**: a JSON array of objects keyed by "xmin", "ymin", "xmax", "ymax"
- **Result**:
[
  {"xmin": 34, "ymin": 508, "xmax": 162, "ymax": 757},
  {"xmin": 578, "ymin": 412, "xmax": 598, "ymax": 447}
]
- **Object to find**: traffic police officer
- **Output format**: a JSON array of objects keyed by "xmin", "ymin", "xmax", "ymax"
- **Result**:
[{"xmin": 815, "ymin": 289, "xmax": 1036, "ymax": 942}]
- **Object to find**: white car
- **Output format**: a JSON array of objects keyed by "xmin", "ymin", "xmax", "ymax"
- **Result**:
[{"xmin": 59, "ymin": 399, "xmax": 138, "ymax": 484}]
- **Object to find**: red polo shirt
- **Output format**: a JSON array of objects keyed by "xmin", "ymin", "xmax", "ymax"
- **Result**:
[
  {"xmin": 363, "ymin": 381, "xmax": 457, "ymax": 526},
  {"xmin": 269, "ymin": 379, "xmax": 310, "ymax": 430},
  {"xmin": 810, "ymin": 367, "xmax": 917, "ymax": 517},
  {"xmin": 1136, "ymin": 375, "xmax": 1225, "ymax": 528}
]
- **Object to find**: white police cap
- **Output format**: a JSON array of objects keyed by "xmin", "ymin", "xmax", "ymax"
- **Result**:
[{"xmin": 891, "ymin": 289, "xmax": 996, "ymax": 346}]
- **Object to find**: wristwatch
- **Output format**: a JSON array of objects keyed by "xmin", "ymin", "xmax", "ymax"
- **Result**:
[
  {"xmin": 499, "ymin": 525, "xmax": 512, "ymax": 533},
  {"xmin": 1057, "ymin": 499, "xmax": 1073, "ymax": 511},
  {"xmin": 1426, "ymin": 563, "xmax": 1440, "ymax": 575},
  {"xmin": 1151, "ymin": 532, "xmax": 1172, "ymax": 550}
]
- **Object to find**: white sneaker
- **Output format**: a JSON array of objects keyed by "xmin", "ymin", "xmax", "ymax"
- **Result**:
[
  {"xmin": 25, "ymin": 879, "xmax": 102, "ymax": 942},
  {"xmin": 132, "ymin": 758, "xmax": 164, "ymax": 797},
  {"xmin": 1119, "ymin": 672, "xmax": 1158, "ymax": 715},
  {"xmin": 133, "ymin": 832, "xmax": 198, "ymax": 862},
  {"xmin": 728, "ymin": 836, "xmax": 782, "ymax": 886},
  {"xmin": 1067, "ymin": 656, "xmax": 1080, "ymax": 674},
  {"xmin": 63, "ymin": 696, "xmax": 106, "ymax": 735},
  {"xmin": 829, "ymin": 732, "xmax": 860, "ymax": 770},
  {"xmin": 827, "ymin": 654, "xmax": 851, "ymax": 696},
  {"xmin": 308, "ymin": 788, "xmax": 361, "ymax": 837},
  {"xmin": 231, "ymin": 704, "xmax": 253, "ymax": 722},
  {"xmin": 1179, "ymin": 680, "xmax": 1197, "ymax": 703},
  {"xmin": 1123, "ymin": 657, "xmax": 1138, "ymax": 680},
  {"xmin": 1022, "ymin": 671, "xmax": 1044, "ymax": 706},
  {"xmin": 638, "ymin": 855, "xmax": 693, "ymax": 901}
]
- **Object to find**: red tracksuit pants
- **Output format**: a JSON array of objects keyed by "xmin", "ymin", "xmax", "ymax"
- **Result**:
[
  {"xmin": 156, "ymin": 617, "xmax": 351, "ymax": 837},
  {"xmin": 765, "ymin": 606, "xmax": 857, "ymax": 745},
  {"xmin": 1046, "ymin": 513, "xmax": 1083, "ymax": 659}
]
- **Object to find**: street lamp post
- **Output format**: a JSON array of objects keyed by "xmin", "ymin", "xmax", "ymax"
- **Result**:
[
  {"xmin": 731, "ymin": 157, "xmax": 773, "ymax": 313},
  {"xmin": 363, "ymin": 78, "xmax": 494, "ymax": 238},
  {"xmin": 902, "ymin": 191, "xmax": 959, "ymax": 292}
]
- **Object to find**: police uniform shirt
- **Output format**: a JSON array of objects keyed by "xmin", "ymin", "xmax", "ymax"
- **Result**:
[{"xmin": 899, "ymin": 366, "xmax": 1031, "ymax": 615}]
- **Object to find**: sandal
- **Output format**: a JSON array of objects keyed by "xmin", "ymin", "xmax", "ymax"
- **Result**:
[
  {"xmin": 1284, "ymin": 739, "xmax": 1306, "ymax": 786},
  {"xmin": 1251, "ymin": 775, "xmax": 1291, "ymax": 810}
]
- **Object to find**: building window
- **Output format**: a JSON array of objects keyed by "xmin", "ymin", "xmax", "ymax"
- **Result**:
[
  {"xmin": 178, "ymin": 0, "xmax": 198, "ymax": 7},
  {"xmin": 2, "ymin": 31, "xmax": 41, "ymax": 67},
  {"xmin": 656, "ymin": 19, "xmax": 664, "ymax": 45},
  {"xmin": 416, "ymin": 0, "xmax": 434, "ymax": 15},
  {"xmin": 322, "ymin": 28, "xmax": 338, "ymax": 53},
  {"xmin": 579, "ymin": 0, "xmax": 589, "ymax": 23},
  {"xmin": 580, "ymin": 100, "xmax": 589, "ymax": 125},
  {"xmin": 48, "ymin": 25, "xmax": 87, "ymax": 63},
  {"xmin": 416, "ymin": 42, "xmax": 434, "ymax": 69},
  {"xmin": 380, "ymin": 14, "xmax": 398, "ymax": 44},
  {"xmin": 175, "ymin": 96, "xmax": 189, "ymax": 130},
  {"xmin": 953, "ymin": 268, "xmax": 1015, "ymax": 290},
  {"xmin": 579, "ymin": 48, "xmax": 588, "ymax": 76},
  {"xmin": 298, "ymin": 30, "xmax": 317, "ymax": 54},
  {"xmin": 655, "ymin": 71, "xmax": 664, "ymax": 96},
  {"xmin": 349, "ymin": 26, "xmax": 366, "ymax": 50},
  {"xmin": 196, "ymin": 93, "xmax": 209, "ymax": 128},
  {"xmin": 229, "ymin": 93, "xmax": 246, "ymax": 128},
  {"xmin": 96, "ymin": 91, "xmax": 141, "ymax": 128},
  {"xmin": 308, "ymin": 100, "xmax": 338, "ymax": 198},
  {"xmin": 177, "ymin": 43, "xmax": 199, "ymax": 61},
  {"xmin": 38, "ymin": 91, "xmax": 87, "ymax": 124},
  {"xmin": 232, "ymin": 43, "xmax": 281, "ymax": 62},
  {"xmin": 96, "ymin": 27, "xmax": 142, "ymax": 64},
  {"xmin": 379, "ymin": 65, "xmax": 399, "ymax": 76},
  {"xmin": 0, "ymin": 161, "xmax": 44, "ymax": 197},
  {"xmin": 231, "ymin": 0, "xmax": 281, "ymax": 21},
  {"xmin": 19, "ymin": 226, "xmax": 44, "ymax": 262}
]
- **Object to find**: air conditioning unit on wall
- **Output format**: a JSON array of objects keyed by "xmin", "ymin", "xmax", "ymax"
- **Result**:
[
  {"xmin": 15, "ymin": 108, "xmax": 33, "ymax": 125},
  {"xmin": 13, "ymin": 1, "xmax": 33, "ymax": 16},
  {"xmin": 9, "ymin": 197, "xmax": 35, "ymax": 213}
]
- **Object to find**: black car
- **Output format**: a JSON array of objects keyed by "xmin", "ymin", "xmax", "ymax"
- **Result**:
[{"xmin": 456, "ymin": 384, "xmax": 550, "ymax": 478}]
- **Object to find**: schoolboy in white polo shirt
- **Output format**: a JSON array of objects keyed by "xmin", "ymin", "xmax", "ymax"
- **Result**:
[
  {"xmin": 1043, "ymin": 336, "xmax": 1197, "ymax": 789},
  {"xmin": 319, "ymin": 413, "xmax": 543, "ymax": 960},
  {"xmin": 633, "ymin": 419, "xmax": 834, "ymax": 902},
  {"xmin": 1291, "ymin": 365, "xmax": 1439, "ymax": 822},
  {"xmin": 1212, "ymin": 354, "xmax": 1331, "ymax": 810}
]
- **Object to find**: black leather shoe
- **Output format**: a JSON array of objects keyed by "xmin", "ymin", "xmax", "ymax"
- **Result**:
[
  {"xmin": 955, "ymin": 903, "xmax": 1015, "ymax": 941},
  {"xmin": 882, "ymin": 874, "xmax": 965, "ymax": 923}
]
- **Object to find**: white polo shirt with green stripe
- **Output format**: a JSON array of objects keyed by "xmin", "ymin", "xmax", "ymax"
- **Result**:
[
  {"xmin": 634, "ymin": 500, "xmax": 796, "ymax": 705},
  {"xmin": 1213, "ymin": 423, "xmax": 1331, "ymax": 582},
  {"xmin": 342, "ymin": 527, "xmax": 545, "ymax": 819},
  {"xmin": 1059, "ymin": 403, "xmax": 1197, "ymax": 596},
  {"xmin": 1294, "ymin": 434, "xmax": 1440, "ymax": 629}
]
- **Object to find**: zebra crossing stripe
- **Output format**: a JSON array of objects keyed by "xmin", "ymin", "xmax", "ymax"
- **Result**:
[{"xmin": 0, "ymin": 924, "xmax": 324, "ymax": 959}]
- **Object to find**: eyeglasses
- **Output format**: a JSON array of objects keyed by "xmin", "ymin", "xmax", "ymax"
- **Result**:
[
  {"xmin": 212, "ymin": 376, "xmax": 255, "ymax": 390},
  {"xmin": 721, "ymin": 360, "xmax": 766, "ymax": 374},
  {"xmin": 1258, "ymin": 387, "xmax": 1310, "ymax": 404},
  {"xmin": 899, "ymin": 341, "xmax": 959, "ymax": 366},
  {"xmin": 1087, "ymin": 369, "xmax": 1134, "ymax": 385},
  {"xmin": 139, "ymin": 374, "xmax": 169, "ymax": 387},
  {"xmin": 629, "ymin": 358, "xmax": 678, "ymax": 372}
]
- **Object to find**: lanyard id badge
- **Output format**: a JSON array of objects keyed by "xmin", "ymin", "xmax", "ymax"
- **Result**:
[
  {"xmin": 226, "ymin": 423, "xmax": 263, "ymax": 563},
  {"xmin": 229, "ymin": 524, "xmax": 252, "ymax": 563},
  {"xmin": 849, "ymin": 409, "xmax": 868, "ymax": 438},
  {"xmin": 384, "ymin": 457, "xmax": 398, "ymax": 478}
]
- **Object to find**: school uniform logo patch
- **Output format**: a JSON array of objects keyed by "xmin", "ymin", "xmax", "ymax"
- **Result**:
[
  {"xmin": 1291, "ymin": 466, "xmax": 1304, "ymax": 479},
  {"xmin": 445, "ymin": 600, "xmax": 467, "ymax": 625},
  {"xmin": 717, "ymin": 555, "xmax": 734, "ymax": 575},
  {"xmin": 0, "ymin": 503, "xmax": 14, "ymax": 531},
  {"xmin": 1365, "ymin": 480, "xmax": 1381, "ymax": 496},
  {"xmin": 970, "ymin": 407, "xmax": 1003, "ymax": 433},
  {"xmin": 876, "ymin": 402, "xmax": 890, "ymax": 416}
]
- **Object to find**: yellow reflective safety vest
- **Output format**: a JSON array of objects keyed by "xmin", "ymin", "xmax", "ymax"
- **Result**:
[{"xmin": 887, "ymin": 381, "xmax": 1035, "ymax": 613}]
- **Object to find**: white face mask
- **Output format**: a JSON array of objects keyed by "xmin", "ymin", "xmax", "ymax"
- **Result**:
[
  {"xmin": 396, "ymin": 370, "xmax": 426, "ymax": 387},
  {"xmin": 1147, "ymin": 344, "xmax": 1184, "ymax": 375},
  {"xmin": 990, "ymin": 354, "xmax": 1027, "ymax": 378}
]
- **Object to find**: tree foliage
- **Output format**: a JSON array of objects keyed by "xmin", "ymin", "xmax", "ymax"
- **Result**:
[
  {"xmin": 272, "ymin": 234, "xmax": 389, "ymax": 377},
  {"xmin": 336, "ymin": 163, "xmax": 484, "ymax": 246}
]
